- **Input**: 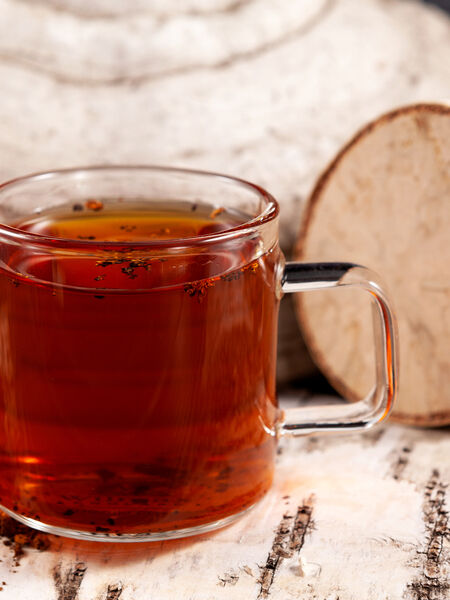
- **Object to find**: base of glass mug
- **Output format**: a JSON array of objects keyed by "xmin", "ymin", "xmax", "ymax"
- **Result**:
[{"xmin": 0, "ymin": 501, "xmax": 259, "ymax": 543}]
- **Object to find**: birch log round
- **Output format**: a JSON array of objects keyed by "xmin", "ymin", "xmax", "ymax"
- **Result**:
[
  {"xmin": 0, "ymin": 0, "xmax": 449, "ymax": 382},
  {"xmin": 294, "ymin": 103, "xmax": 450, "ymax": 426}
]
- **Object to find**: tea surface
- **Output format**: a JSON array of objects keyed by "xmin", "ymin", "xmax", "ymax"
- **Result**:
[{"xmin": 0, "ymin": 202, "xmax": 280, "ymax": 536}]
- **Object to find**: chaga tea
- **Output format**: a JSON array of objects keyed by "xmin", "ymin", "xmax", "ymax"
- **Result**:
[
  {"xmin": 0, "ymin": 167, "xmax": 397, "ymax": 542},
  {"xmin": 0, "ymin": 200, "xmax": 280, "ymax": 537}
]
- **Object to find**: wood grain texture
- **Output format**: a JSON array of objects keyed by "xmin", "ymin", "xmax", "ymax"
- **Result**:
[
  {"xmin": 0, "ymin": 0, "xmax": 449, "ymax": 381},
  {"xmin": 295, "ymin": 104, "xmax": 450, "ymax": 425},
  {"xmin": 53, "ymin": 563, "xmax": 87, "ymax": 600},
  {"xmin": 0, "ymin": 411, "xmax": 448, "ymax": 599}
]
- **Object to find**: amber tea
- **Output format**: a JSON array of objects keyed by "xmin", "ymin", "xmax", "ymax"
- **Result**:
[
  {"xmin": 0, "ymin": 166, "xmax": 397, "ymax": 542},
  {"xmin": 0, "ymin": 200, "xmax": 280, "ymax": 536}
]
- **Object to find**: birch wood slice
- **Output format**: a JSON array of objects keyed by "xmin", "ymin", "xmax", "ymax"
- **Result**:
[{"xmin": 294, "ymin": 103, "xmax": 450, "ymax": 426}]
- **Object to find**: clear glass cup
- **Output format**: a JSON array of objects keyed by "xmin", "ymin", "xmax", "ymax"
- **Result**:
[{"xmin": 0, "ymin": 166, "xmax": 397, "ymax": 541}]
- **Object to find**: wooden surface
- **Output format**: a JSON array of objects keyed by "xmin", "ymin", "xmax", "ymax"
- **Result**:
[{"xmin": 0, "ymin": 395, "xmax": 448, "ymax": 600}]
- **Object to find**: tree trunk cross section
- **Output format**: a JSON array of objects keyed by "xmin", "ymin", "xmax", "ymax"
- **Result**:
[{"xmin": 0, "ymin": 419, "xmax": 448, "ymax": 599}]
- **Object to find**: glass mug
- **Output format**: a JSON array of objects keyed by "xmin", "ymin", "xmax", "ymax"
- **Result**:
[{"xmin": 0, "ymin": 167, "xmax": 397, "ymax": 542}]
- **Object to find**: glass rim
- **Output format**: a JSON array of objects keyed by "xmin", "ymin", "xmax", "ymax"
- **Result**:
[{"xmin": 0, "ymin": 165, "xmax": 279, "ymax": 250}]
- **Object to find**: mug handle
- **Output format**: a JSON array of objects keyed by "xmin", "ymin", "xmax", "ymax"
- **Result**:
[{"xmin": 279, "ymin": 262, "xmax": 398, "ymax": 436}]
